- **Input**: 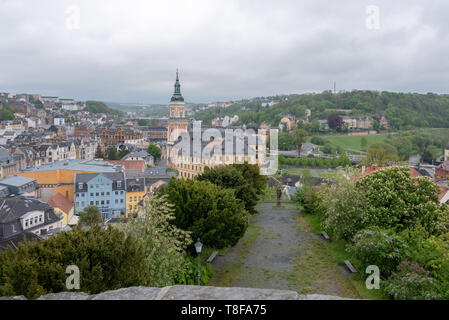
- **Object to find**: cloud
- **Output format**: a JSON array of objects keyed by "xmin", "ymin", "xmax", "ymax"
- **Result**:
[{"xmin": 0, "ymin": 0, "xmax": 448, "ymax": 103}]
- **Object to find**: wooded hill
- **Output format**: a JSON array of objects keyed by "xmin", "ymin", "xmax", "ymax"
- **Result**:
[{"xmin": 194, "ymin": 90, "xmax": 449, "ymax": 129}]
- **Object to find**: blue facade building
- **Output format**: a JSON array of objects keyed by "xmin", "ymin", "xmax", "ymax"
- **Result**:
[{"xmin": 74, "ymin": 172, "xmax": 126, "ymax": 219}]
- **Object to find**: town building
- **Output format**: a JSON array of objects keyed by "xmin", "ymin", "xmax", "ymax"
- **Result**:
[
  {"xmin": 74, "ymin": 172, "xmax": 126, "ymax": 219},
  {"xmin": 96, "ymin": 127, "xmax": 142, "ymax": 146},
  {"xmin": 121, "ymin": 150, "xmax": 154, "ymax": 167},
  {"xmin": 0, "ymin": 175, "xmax": 37, "ymax": 197},
  {"xmin": 0, "ymin": 195, "xmax": 63, "ymax": 250},
  {"xmin": 48, "ymin": 193, "xmax": 75, "ymax": 226},
  {"xmin": 278, "ymin": 114, "xmax": 296, "ymax": 132},
  {"xmin": 126, "ymin": 177, "xmax": 145, "ymax": 217},
  {"xmin": 17, "ymin": 159, "xmax": 117, "ymax": 203}
]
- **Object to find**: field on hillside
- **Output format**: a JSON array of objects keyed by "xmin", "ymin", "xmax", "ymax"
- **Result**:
[{"xmin": 320, "ymin": 134, "xmax": 389, "ymax": 153}]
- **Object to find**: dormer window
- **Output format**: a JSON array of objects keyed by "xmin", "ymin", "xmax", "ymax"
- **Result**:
[
  {"xmin": 117, "ymin": 181, "xmax": 122, "ymax": 188},
  {"xmin": 78, "ymin": 183, "xmax": 83, "ymax": 190}
]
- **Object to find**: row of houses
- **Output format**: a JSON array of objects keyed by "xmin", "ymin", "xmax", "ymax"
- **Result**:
[{"xmin": 0, "ymin": 159, "xmax": 177, "ymax": 251}]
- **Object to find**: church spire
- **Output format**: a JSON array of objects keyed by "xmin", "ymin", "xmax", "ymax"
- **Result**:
[{"xmin": 171, "ymin": 69, "xmax": 184, "ymax": 102}]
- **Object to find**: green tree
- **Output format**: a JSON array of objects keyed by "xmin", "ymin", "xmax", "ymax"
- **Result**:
[
  {"xmin": 230, "ymin": 163, "xmax": 268, "ymax": 198},
  {"xmin": 293, "ymin": 128, "xmax": 308, "ymax": 151},
  {"xmin": 138, "ymin": 119, "xmax": 150, "ymax": 126},
  {"xmin": 0, "ymin": 226, "xmax": 148, "ymax": 299},
  {"xmin": 120, "ymin": 194, "xmax": 194, "ymax": 287},
  {"xmin": 197, "ymin": 165, "xmax": 258, "ymax": 214},
  {"xmin": 95, "ymin": 145, "xmax": 104, "ymax": 159},
  {"xmin": 158, "ymin": 179, "xmax": 247, "ymax": 249},
  {"xmin": 366, "ymin": 142, "xmax": 399, "ymax": 165},
  {"xmin": 147, "ymin": 144, "xmax": 162, "ymax": 160},
  {"xmin": 35, "ymin": 100, "xmax": 43, "ymax": 109},
  {"xmin": 79, "ymin": 206, "xmax": 103, "ymax": 226},
  {"xmin": 105, "ymin": 146, "xmax": 119, "ymax": 160}
]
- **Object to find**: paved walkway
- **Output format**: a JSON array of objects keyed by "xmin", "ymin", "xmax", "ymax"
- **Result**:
[{"xmin": 209, "ymin": 202, "xmax": 360, "ymax": 297}]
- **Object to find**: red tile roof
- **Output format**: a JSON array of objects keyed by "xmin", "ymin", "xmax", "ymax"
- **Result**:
[
  {"xmin": 106, "ymin": 160, "xmax": 145, "ymax": 172},
  {"xmin": 357, "ymin": 166, "xmax": 423, "ymax": 180},
  {"xmin": 48, "ymin": 193, "xmax": 73, "ymax": 214},
  {"xmin": 439, "ymin": 186, "xmax": 449, "ymax": 202}
]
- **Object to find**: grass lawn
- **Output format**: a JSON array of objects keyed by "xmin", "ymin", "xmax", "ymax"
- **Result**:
[
  {"xmin": 300, "ymin": 211, "xmax": 387, "ymax": 300},
  {"xmin": 283, "ymin": 168, "xmax": 339, "ymax": 179},
  {"xmin": 321, "ymin": 134, "xmax": 388, "ymax": 153}
]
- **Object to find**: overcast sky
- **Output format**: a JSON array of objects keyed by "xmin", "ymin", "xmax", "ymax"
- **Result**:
[{"xmin": 1, "ymin": 0, "xmax": 448, "ymax": 104}]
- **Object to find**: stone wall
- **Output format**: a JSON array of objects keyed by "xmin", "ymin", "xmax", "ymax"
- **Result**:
[{"xmin": 0, "ymin": 285, "xmax": 353, "ymax": 300}]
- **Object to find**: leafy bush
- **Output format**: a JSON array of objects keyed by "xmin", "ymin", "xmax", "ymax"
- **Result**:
[
  {"xmin": 346, "ymin": 228, "xmax": 409, "ymax": 277},
  {"xmin": 0, "ymin": 226, "xmax": 148, "ymax": 299},
  {"xmin": 382, "ymin": 261, "xmax": 440, "ymax": 300},
  {"xmin": 310, "ymin": 136, "xmax": 326, "ymax": 145},
  {"xmin": 159, "ymin": 179, "xmax": 247, "ymax": 249},
  {"xmin": 198, "ymin": 166, "xmax": 258, "ymax": 214},
  {"xmin": 175, "ymin": 256, "xmax": 213, "ymax": 286},
  {"xmin": 320, "ymin": 181, "xmax": 366, "ymax": 240}
]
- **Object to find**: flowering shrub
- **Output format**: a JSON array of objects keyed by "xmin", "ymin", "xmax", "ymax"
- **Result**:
[
  {"xmin": 356, "ymin": 167, "xmax": 441, "ymax": 232},
  {"xmin": 382, "ymin": 261, "xmax": 440, "ymax": 300},
  {"xmin": 346, "ymin": 228, "xmax": 409, "ymax": 277}
]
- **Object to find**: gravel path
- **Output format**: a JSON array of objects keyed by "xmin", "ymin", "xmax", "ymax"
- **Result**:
[{"xmin": 210, "ymin": 202, "xmax": 316, "ymax": 292}]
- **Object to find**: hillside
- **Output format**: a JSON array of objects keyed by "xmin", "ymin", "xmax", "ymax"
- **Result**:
[
  {"xmin": 194, "ymin": 90, "xmax": 449, "ymax": 129},
  {"xmin": 85, "ymin": 101, "xmax": 124, "ymax": 117},
  {"xmin": 105, "ymin": 102, "xmax": 169, "ymax": 117}
]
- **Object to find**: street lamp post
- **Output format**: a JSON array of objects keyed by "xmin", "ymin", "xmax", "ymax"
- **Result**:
[{"xmin": 194, "ymin": 238, "xmax": 203, "ymax": 286}]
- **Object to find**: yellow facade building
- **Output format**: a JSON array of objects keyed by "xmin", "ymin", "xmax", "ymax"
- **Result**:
[{"xmin": 125, "ymin": 177, "xmax": 146, "ymax": 217}]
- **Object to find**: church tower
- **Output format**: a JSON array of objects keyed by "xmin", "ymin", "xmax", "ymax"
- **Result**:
[{"xmin": 167, "ymin": 69, "xmax": 188, "ymax": 165}]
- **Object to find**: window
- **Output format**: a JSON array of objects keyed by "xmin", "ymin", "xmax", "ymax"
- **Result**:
[
  {"xmin": 96, "ymin": 185, "xmax": 99, "ymax": 188},
  {"xmin": 120, "ymin": 199, "xmax": 124, "ymax": 203},
  {"xmin": 101, "ymin": 192, "xmax": 104, "ymax": 196},
  {"xmin": 134, "ymin": 196, "xmax": 137, "ymax": 201},
  {"xmin": 25, "ymin": 219, "xmax": 28, "ymax": 227},
  {"xmin": 90, "ymin": 201, "xmax": 94, "ymax": 205},
  {"xmin": 78, "ymin": 183, "xmax": 83, "ymax": 190},
  {"xmin": 90, "ymin": 193, "xmax": 94, "ymax": 196},
  {"xmin": 96, "ymin": 201, "xmax": 99, "ymax": 205},
  {"xmin": 90, "ymin": 185, "xmax": 93, "ymax": 188},
  {"xmin": 129, "ymin": 196, "xmax": 132, "ymax": 202},
  {"xmin": 120, "ymin": 191, "xmax": 123, "ymax": 195},
  {"xmin": 106, "ymin": 200, "xmax": 110, "ymax": 205},
  {"xmin": 115, "ymin": 200, "xmax": 118, "ymax": 204},
  {"xmin": 39, "ymin": 215, "xmax": 42, "ymax": 222},
  {"xmin": 106, "ymin": 192, "xmax": 110, "ymax": 196},
  {"xmin": 35, "ymin": 217, "xmax": 38, "ymax": 224},
  {"xmin": 101, "ymin": 201, "xmax": 104, "ymax": 205},
  {"xmin": 81, "ymin": 202, "xmax": 85, "ymax": 206},
  {"xmin": 117, "ymin": 181, "xmax": 122, "ymax": 188},
  {"xmin": 96, "ymin": 193, "xmax": 99, "ymax": 196}
]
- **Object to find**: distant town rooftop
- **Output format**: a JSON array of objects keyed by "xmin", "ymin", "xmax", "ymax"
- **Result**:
[
  {"xmin": 20, "ymin": 159, "xmax": 117, "ymax": 173},
  {"xmin": 0, "ymin": 175, "xmax": 35, "ymax": 187}
]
